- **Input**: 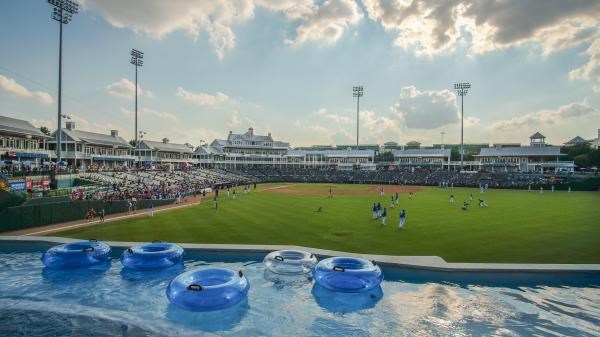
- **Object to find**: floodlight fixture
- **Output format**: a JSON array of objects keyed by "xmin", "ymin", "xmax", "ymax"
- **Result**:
[{"xmin": 454, "ymin": 82, "xmax": 473, "ymax": 171}]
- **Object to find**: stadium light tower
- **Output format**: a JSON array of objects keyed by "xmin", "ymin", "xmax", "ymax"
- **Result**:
[
  {"xmin": 353, "ymin": 86, "xmax": 364, "ymax": 146},
  {"xmin": 454, "ymin": 82, "xmax": 471, "ymax": 171},
  {"xmin": 441, "ymin": 131, "xmax": 445, "ymax": 149},
  {"xmin": 130, "ymin": 49, "xmax": 144, "ymax": 146},
  {"xmin": 47, "ymin": 0, "xmax": 78, "ymax": 164}
]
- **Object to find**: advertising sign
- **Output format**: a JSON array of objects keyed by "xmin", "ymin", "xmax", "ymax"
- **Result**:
[{"xmin": 9, "ymin": 181, "xmax": 27, "ymax": 191}]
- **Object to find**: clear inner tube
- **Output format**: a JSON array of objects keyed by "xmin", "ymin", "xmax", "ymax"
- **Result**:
[{"xmin": 263, "ymin": 250, "xmax": 317, "ymax": 275}]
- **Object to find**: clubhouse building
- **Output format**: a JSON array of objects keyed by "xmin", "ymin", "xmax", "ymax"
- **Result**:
[
  {"xmin": 0, "ymin": 115, "xmax": 53, "ymax": 169},
  {"xmin": 47, "ymin": 122, "xmax": 134, "ymax": 170},
  {"xmin": 474, "ymin": 132, "xmax": 574, "ymax": 173}
]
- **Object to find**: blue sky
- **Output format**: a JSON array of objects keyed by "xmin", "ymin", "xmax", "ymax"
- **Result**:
[{"xmin": 0, "ymin": 0, "xmax": 599, "ymax": 146}]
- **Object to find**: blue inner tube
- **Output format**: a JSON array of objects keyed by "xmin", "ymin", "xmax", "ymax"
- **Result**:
[
  {"xmin": 41, "ymin": 240, "xmax": 111, "ymax": 269},
  {"xmin": 120, "ymin": 241, "xmax": 184, "ymax": 270},
  {"xmin": 263, "ymin": 250, "xmax": 317, "ymax": 275},
  {"xmin": 313, "ymin": 257, "xmax": 383, "ymax": 293},
  {"xmin": 166, "ymin": 268, "xmax": 249, "ymax": 311}
]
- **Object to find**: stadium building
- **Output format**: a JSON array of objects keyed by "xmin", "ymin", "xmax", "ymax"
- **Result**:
[
  {"xmin": 474, "ymin": 132, "xmax": 574, "ymax": 173},
  {"xmin": 47, "ymin": 122, "xmax": 133, "ymax": 170},
  {"xmin": 0, "ymin": 115, "xmax": 53, "ymax": 169},
  {"xmin": 392, "ymin": 148, "xmax": 451, "ymax": 170},
  {"xmin": 286, "ymin": 149, "xmax": 376, "ymax": 170},
  {"xmin": 134, "ymin": 138, "xmax": 195, "ymax": 169},
  {"xmin": 196, "ymin": 128, "xmax": 376, "ymax": 169}
]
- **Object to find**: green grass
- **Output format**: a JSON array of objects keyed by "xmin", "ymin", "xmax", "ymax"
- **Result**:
[{"xmin": 52, "ymin": 184, "xmax": 600, "ymax": 263}]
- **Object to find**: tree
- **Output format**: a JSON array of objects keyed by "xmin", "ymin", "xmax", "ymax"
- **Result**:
[
  {"xmin": 39, "ymin": 126, "xmax": 51, "ymax": 136},
  {"xmin": 375, "ymin": 151, "xmax": 395, "ymax": 162},
  {"xmin": 128, "ymin": 139, "xmax": 137, "ymax": 147},
  {"xmin": 574, "ymin": 154, "xmax": 590, "ymax": 168}
]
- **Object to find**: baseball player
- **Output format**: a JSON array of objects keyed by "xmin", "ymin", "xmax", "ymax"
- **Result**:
[{"xmin": 399, "ymin": 209, "xmax": 406, "ymax": 229}]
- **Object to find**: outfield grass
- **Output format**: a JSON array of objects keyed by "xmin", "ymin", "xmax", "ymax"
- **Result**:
[{"xmin": 52, "ymin": 183, "xmax": 600, "ymax": 263}]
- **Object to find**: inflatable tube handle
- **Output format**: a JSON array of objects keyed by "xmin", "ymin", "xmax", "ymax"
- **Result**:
[
  {"xmin": 188, "ymin": 284, "xmax": 203, "ymax": 291},
  {"xmin": 274, "ymin": 255, "xmax": 284, "ymax": 261},
  {"xmin": 89, "ymin": 239, "xmax": 98, "ymax": 242},
  {"xmin": 238, "ymin": 270, "xmax": 244, "ymax": 277},
  {"xmin": 333, "ymin": 266, "xmax": 345, "ymax": 272},
  {"xmin": 127, "ymin": 248, "xmax": 133, "ymax": 254},
  {"xmin": 83, "ymin": 247, "xmax": 95, "ymax": 252},
  {"xmin": 152, "ymin": 240, "xmax": 162, "ymax": 243}
]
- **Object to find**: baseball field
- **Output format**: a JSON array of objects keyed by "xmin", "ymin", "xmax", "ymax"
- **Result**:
[{"xmin": 52, "ymin": 183, "xmax": 600, "ymax": 263}]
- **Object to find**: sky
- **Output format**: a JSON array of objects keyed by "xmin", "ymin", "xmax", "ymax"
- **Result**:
[{"xmin": 0, "ymin": 0, "xmax": 599, "ymax": 147}]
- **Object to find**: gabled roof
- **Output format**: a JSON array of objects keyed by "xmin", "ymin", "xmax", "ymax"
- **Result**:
[
  {"xmin": 195, "ymin": 145, "xmax": 223, "ymax": 155},
  {"xmin": 50, "ymin": 128, "xmax": 131, "ymax": 148},
  {"xmin": 227, "ymin": 129, "xmax": 273, "ymax": 143},
  {"xmin": 530, "ymin": 132, "xmax": 545, "ymax": 139},
  {"xmin": 210, "ymin": 139, "xmax": 229, "ymax": 147},
  {"xmin": 140, "ymin": 140, "xmax": 194, "ymax": 153},
  {"xmin": 393, "ymin": 148, "xmax": 451, "ymax": 157},
  {"xmin": 564, "ymin": 136, "xmax": 589, "ymax": 145},
  {"xmin": 0, "ymin": 115, "xmax": 50, "ymax": 139},
  {"xmin": 477, "ymin": 146, "xmax": 563, "ymax": 157}
]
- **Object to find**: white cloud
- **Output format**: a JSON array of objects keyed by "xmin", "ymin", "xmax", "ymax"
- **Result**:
[
  {"xmin": 82, "ymin": 0, "xmax": 364, "ymax": 58},
  {"xmin": 106, "ymin": 78, "xmax": 142, "ymax": 100},
  {"xmin": 312, "ymin": 108, "xmax": 353, "ymax": 124},
  {"xmin": 487, "ymin": 99, "xmax": 600, "ymax": 131},
  {"xmin": 0, "ymin": 75, "xmax": 53, "ymax": 105},
  {"xmin": 285, "ymin": 0, "xmax": 363, "ymax": 46},
  {"xmin": 227, "ymin": 111, "xmax": 242, "ymax": 128},
  {"xmin": 145, "ymin": 90, "xmax": 155, "ymax": 99},
  {"xmin": 120, "ymin": 106, "xmax": 177, "ymax": 122},
  {"xmin": 393, "ymin": 86, "xmax": 458, "ymax": 129},
  {"xmin": 569, "ymin": 39, "xmax": 600, "ymax": 92},
  {"xmin": 359, "ymin": 110, "xmax": 402, "ymax": 144},
  {"xmin": 176, "ymin": 87, "xmax": 229, "ymax": 106},
  {"xmin": 362, "ymin": 0, "xmax": 600, "ymax": 59}
]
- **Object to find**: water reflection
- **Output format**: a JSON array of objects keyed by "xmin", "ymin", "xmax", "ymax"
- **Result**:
[
  {"xmin": 312, "ymin": 283, "xmax": 383, "ymax": 313},
  {"xmin": 165, "ymin": 298, "xmax": 249, "ymax": 332}
]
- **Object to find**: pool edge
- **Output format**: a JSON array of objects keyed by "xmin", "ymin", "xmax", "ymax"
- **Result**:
[{"xmin": 1, "ymin": 235, "xmax": 599, "ymax": 273}]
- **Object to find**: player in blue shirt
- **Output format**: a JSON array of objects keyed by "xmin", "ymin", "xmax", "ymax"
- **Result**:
[{"xmin": 399, "ymin": 209, "xmax": 406, "ymax": 229}]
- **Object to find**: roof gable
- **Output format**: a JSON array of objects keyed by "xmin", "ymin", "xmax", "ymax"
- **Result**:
[{"xmin": 0, "ymin": 115, "xmax": 50, "ymax": 139}]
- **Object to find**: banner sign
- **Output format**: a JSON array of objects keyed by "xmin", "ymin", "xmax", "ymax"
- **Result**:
[{"xmin": 9, "ymin": 181, "xmax": 27, "ymax": 191}]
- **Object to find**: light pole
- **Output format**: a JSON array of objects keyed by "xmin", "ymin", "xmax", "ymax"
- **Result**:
[
  {"xmin": 454, "ymin": 82, "xmax": 471, "ymax": 171},
  {"xmin": 47, "ymin": 0, "xmax": 78, "ymax": 164},
  {"xmin": 353, "ymin": 86, "xmax": 364, "ymax": 147},
  {"xmin": 130, "ymin": 49, "xmax": 144, "ymax": 146},
  {"xmin": 441, "ymin": 131, "xmax": 445, "ymax": 149}
]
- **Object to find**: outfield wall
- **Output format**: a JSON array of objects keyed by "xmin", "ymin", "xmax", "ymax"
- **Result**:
[{"xmin": 0, "ymin": 199, "xmax": 174, "ymax": 233}]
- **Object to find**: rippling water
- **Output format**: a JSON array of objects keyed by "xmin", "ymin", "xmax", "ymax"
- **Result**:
[{"xmin": 0, "ymin": 242, "xmax": 599, "ymax": 337}]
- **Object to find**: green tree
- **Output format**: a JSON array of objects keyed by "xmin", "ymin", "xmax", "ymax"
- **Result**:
[
  {"xmin": 39, "ymin": 126, "xmax": 51, "ymax": 136},
  {"xmin": 574, "ymin": 154, "xmax": 590, "ymax": 168}
]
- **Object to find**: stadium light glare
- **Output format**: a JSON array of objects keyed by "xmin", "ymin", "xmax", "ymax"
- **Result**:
[
  {"xmin": 353, "ymin": 86, "xmax": 364, "ymax": 146},
  {"xmin": 47, "ymin": 0, "xmax": 79, "ymax": 165},
  {"xmin": 454, "ymin": 82, "xmax": 472, "ymax": 171},
  {"xmin": 130, "ymin": 49, "xmax": 144, "ymax": 147}
]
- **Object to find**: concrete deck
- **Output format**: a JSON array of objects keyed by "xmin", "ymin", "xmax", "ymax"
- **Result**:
[{"xmin": 1, "ymin": 235, "xmax": 599, "ymax": 273}]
